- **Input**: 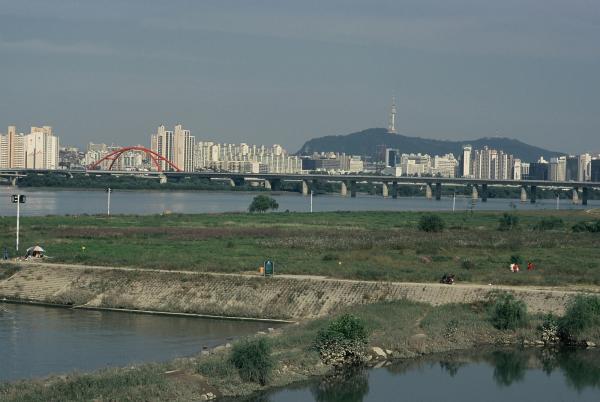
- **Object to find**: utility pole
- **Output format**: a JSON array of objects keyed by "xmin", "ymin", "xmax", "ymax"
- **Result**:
[
  {"xmin": 310, "ymin": 190, "xmax": 313, "ymax": 213},
  {"xmin": 107, "ymin": 187, "xmax": 111, "ymax": 216},
  {"xmin": 452, "ymin": 192, "xmax": 456, "ymax": 212}
]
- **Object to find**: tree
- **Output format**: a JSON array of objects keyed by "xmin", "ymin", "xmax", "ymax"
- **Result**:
[
  {"xmin": 418, "ymin": 214, "xmax": 445, "ymax": 232},
  {"xmin": 248, "ymin": 195, "xmax": 279, "ymax": 213}
]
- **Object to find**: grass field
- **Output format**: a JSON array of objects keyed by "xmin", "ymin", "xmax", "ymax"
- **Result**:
[{"xmin": 1, "ymin": 209, "xmax": 599, "ymax": 286}]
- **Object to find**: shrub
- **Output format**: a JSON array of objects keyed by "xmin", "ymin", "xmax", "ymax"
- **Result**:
[
  {"xmin": 418, "ymin": 214, "xmax": 445, "ymax": 232},
  {"xmin": 461, "ymin": 259, "xmax": 475, "ymax": 270},
  {"xmin": 491, "ymin": 293, "xmax": 528, "ymax": 330},
  {"xmin": 248, "ymin": 195, "xmax": 279, "ymax": 213},
  {"xmin": 498, "ymin": 213, "xmax": 519, "ymax": 231},
  {"xmin": 322, "ymin": 253, "xmax": 340, "ymax": 261},
  {"xmin": 533, "ymin": 217, "xmax": 564, "ymax": 231},
  {"xmin": 229, "ymin": 337, "xmax": 274, "ymax": 385},
  {"xmin": 559, "ymin": 295, "xmax": 600, "ymax": 340},
  {"xmin": 572, "ymin": 220, "xmax": 600, "ymax": 233},
  {"xmin": 314, "ymin": 314, "xmax": 369, "ymax": 367}
]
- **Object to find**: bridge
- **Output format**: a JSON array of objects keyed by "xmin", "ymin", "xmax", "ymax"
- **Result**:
[{"xmin": 1, "ymin": 168, "xmax": 599, "ymax": 205}]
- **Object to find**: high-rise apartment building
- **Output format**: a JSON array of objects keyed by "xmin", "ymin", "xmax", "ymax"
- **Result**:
[
  {"xmin": 549, "ymin": 156, "xmax": 567, "ymax": 181},
  {"xmin": 25, "ymin": 126, "xmax": 59, "ymax": 169},
  {"xmin": 578, "ymin": 153, "xmax": 592, "ymax": 181},
  {"xmin": 461, "ymin": 145, "xmax": 472, "ymax": 178},
  {"xmin": 151, "ymin": 124, "xmax": 195, "ymax": 172},
  {"xmin": 0, "ymin": 126, "xmax": 26, "ymax": 168}
]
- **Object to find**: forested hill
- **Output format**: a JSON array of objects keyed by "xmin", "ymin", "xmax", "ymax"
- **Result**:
[{"xmin": 296, "ymin": 128, "xmax": 564, "ymax": 162}]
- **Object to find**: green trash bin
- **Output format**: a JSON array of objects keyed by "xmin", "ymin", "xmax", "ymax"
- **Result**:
[{"xmin": 264, "ymin": 260, "xmax": 274, "ymax": 276}]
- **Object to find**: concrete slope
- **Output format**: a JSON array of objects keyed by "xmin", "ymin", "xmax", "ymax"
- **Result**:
[{"xmin": 0, "ymin": 262, "xmax": 595, "ymax": 320}]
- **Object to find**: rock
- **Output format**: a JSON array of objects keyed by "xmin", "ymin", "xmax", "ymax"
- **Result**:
[
  {"xmin": 257, "ymin": 331, "xmax": 267, "ymax": 335},
  {"xmin": 371, "ymin": 347, "xmax": 387, "ymax": 359},
  {"xmin": 535, "ymin": 340, "xmax": 545, "ymax": 346},
  {"xmin": 385, "ymin": 349, "xmax": 393, "ymax": 356},
  {"xmin": 374, "ymin": 361, "xmax": 386, "ymax": 368},
  {"xmin": 225, "ymin": 343, "xmax": 232, "ymax": 348},
  {"xmin": 201, "ymin": 350, "xmax": 210, "ymax": 356},
  {"xmin": 268, "ymin": 327, "xmax": 275, "ymax": 332},
  {"xmin": 213, "ymin": 345, "xmax": 226, "ymax": 352},
  {"xmin": 586, "ymin": 341, "xmax": 596, "ymax": 348},
  {"xmin": 200, "ymin": 395, "xmax": 209, "ymax": 401}
]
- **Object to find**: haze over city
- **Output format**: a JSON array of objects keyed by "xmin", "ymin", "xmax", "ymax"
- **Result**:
[{"xmin": 1, "ymin": 0, "xmax": 599, "ymax": 153}]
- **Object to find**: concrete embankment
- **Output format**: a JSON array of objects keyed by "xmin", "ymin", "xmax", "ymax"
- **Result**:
[{"xmin": 0, "ymin": 263, "xmax": 591, "ymax": 319}]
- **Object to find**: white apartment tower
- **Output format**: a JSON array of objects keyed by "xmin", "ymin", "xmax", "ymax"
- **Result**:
[
  {"xmin": 151, "ymin": 124, "xmax": 195, "ymax": 172},
  {"xmin": 25, "ymin": 126, "xmax": 59, "ymax": 169},
  {"xmin": 151, "ymin": 125, "xmax": 174, "ymax": 171},
  {"xmin": 461, "ymin": 145, "xmax": 472, "ymax": 177}
]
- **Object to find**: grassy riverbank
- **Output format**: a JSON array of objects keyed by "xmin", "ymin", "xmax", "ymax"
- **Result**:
[
  {"xmin": 1, "ymin": 210, "xmax": 599, "ymax": 286},
  {"xmin": 0, "ymin": 298, "xmax": 564, "ymax": 401}
]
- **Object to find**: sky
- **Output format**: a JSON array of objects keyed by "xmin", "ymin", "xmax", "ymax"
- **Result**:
[{"xmin": 0, "ymin": 0, "xmax": 599, "ymax": 153}]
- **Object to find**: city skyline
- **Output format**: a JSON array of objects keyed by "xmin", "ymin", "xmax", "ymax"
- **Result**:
[{"xmin": 1, "ymin": 1, "xmax": 599, "ymax": 153}]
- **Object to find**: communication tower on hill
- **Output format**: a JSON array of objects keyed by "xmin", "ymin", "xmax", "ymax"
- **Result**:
[{"xmin": 388, "ymin": 97, "xmax": 397, "ymax": 134}]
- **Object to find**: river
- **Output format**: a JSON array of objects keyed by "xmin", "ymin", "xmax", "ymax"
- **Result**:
[
  {"xmin": 0, "ymin": 303, "xmax": 276, "ymax": 382},
  {"xmin": 0, "ymin": 187, "xmax": 596, "ymax": 216},
  {"xmin": 245, "ymin": 348, "xmax": 600, "ymax": 402}
]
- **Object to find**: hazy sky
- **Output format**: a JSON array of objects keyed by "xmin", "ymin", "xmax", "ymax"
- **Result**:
[{"xmin": 0, "ymin": 0, "xmax": 599, "ymax": 153}]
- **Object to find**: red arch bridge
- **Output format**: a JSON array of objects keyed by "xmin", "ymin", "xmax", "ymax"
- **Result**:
[{"xmin": 87, "ymin": 146, "xmax": 182, "ymax": 172}]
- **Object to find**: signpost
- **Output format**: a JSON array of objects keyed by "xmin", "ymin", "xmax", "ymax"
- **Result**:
[{"xmin": 11, "ymin": 194, "xmax": 26, "ymax": 252}]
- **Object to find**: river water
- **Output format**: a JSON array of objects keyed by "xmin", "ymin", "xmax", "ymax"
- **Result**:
[
  {"xmin": 246, "ymin": 348, "xmax": 600, "ymax": 402},
  {"xmin": 0, "ymin": 303, "xmax": 275, "ymax": 382},
  {"xmin": 0, "ymin": 187, "xmax": 596, "ymax": 216}
]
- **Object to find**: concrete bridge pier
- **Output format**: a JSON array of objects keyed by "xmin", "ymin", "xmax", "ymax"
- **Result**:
[
  {"xmin": 582, "ymin": 187, "xmax": 589, "ymax": 206},
  {"xmin": 340, "ymin": 181, "xmax": 348, "ymax": 197},
  {"xmin": 301, "ymin": 180, "xmax": 309, "ymax": 196},
  {"xmin": 520, "ymin": 186, "xmax": 528, "ymax": 203},
  {"xmin": 10, "ymin": 177, "xmax": 17, "ymax": 187},
  {"xmin": 481, "ymin": 184, "xmax": 488, "ymax": 202},
  {"xmin": 392, "ymin": 181, "xmax": 398, "ymax": 199},
  {"xmin": 471, "ymin": 185, "xmax": 478, "ymax": 201},
  {"xmin": 530, "ymin": 185, "xmax": 537, "ymax": 204},
  {"xmin": 425, "ymin": 184, "xmax": 433, "ymax": 200},
  {"xmin": 382, "ymin": 183, "xmax": 389, "ymax": 198},
  {"xmin": 572, "ymin": 188, "xmax": 580, "ymax": 204},
  {"xmin": 263, "ymin": 180, "xmax": 272, "ymax": 190},
  {"xmin": 350, "ymin": 180, "xmax": 357, "ymax": 198},
  {"xmin": 435, "ymin": 182, "xmax": 442, "ymax": 201},
  {"xmin": 271, "ymin": 179, "xmax": 282, "ymax": 191},
  {"xmin": 159, "ymin": 174, "xmax": 168, "ymax": 184}
]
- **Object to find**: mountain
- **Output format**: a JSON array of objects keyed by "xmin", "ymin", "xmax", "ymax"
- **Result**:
[{"xmin": 296, "ymin": 128, "xmax": 564, "ymax": 162}]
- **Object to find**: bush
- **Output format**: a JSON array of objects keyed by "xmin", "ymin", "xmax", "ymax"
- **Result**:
[
  {"xmin": 248, "ymin": 195, "xmax": 279, "ymax": 213},
  {"xmin": 491, "ymin": 293, "xmax": 528, "ymax": 330},
  {"xmin": 461, "ymin": 259, "xmax": 475, "ymax": 270},
  {"xmin": 572, "ymin": 220, "xmax": 600, "ymax": 233},
  {"xmin": 229, "ymin": 337, "xmax": 274, "ymax": 385},
  {"xmin": 533, "ymin": 217, "xmax": 564, "ymax": 231},
  {"xmin": 498, "ymin": 213, "xmax": 519, "ymax": 231},
  {"xmin": 559, "ymin": 295, "xmax": 600, "ymax": 340},
  {"xmin": 418, "ymin": 214, "xmax": 445, "ymax": 232},
  {"xmin": 314, "ymin": 314, "xmax": 369, "ymax": 367}
]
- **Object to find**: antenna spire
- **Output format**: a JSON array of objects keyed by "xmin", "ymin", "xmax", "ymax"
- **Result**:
[{"xmin": 388, "ymin": 97, "xmax": 397, "ymax": 134}]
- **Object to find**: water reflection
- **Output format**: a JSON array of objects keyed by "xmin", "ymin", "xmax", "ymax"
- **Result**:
[
  {"xmin": 250, "ymin": 348, "xmax": 600, "ymax": 402},
  {"xmin": 311, "ymin": 368, "xmax": 370, "ymax": 402}
]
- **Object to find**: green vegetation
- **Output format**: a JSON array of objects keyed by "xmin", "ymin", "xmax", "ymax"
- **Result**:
[
  {"xmin": 491, "ymin": 293, "xmax": 528, "ymax": 330},
  {"xmin": 248, "ymin": 195, "xmax": 279, "ymax": 213},
  {"xmin": 1, "ymin": 210, "xmax": 600, "ymax": 287},
  {"xmin": 498, "ymin": 213, "xmax": 519, "ymax": 231},
  {"xmin": 314, "ymin": 314, "xmax": 369, "ymax": 366},
  {"xmin": 418, "ymin": 214, "xmax": 445, "ymax": 232},
  {"xmin": 572, "ymin": 220, "xmax": 600, "ymax": 233},
  {"xmin": 533, "ymin": 216, "xmax": 564, "ymax": 231},
  {"xmin": 229, "ymin": 338, "xmax": 274, "ymax": 385},
  {"xmin": 559, "ymin": 295, "xmax": 600, "ymax": 341}
]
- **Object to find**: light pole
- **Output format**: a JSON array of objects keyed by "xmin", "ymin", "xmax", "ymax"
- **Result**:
[
  {"xmin": 107, "ymin": 187, "xmax": 111, "ymax": 216},
  {"xmin": 310, "ymin": 190, "xmax": 313, "ymax": 213},
  {"xmin": 11, "ymin": 194, "xmax": 26, "ymax": 252}
]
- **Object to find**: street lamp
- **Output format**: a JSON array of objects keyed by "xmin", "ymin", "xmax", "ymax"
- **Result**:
[{"xmin": 11, "ymin": 194, "xmax": 26, "ymax": 252}]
